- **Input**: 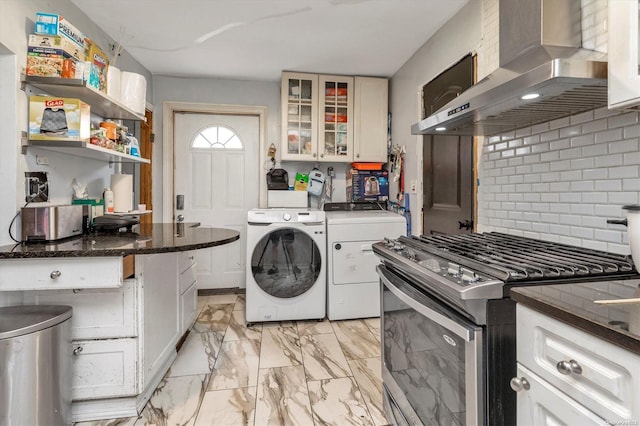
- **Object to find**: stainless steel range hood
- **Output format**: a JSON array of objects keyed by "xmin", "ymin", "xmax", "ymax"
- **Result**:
[{"xmin": 412, "ymin": 0, "xmax": 608, "ymax": 136}]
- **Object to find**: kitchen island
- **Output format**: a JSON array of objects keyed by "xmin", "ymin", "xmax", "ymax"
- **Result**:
[{"xmin": 0, "ymin": 224, "xmax": 240, "ymax": 422}]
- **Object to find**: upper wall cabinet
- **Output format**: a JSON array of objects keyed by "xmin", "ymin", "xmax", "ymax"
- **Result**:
[
  {"xmin": 281, "ymin": 72, "xmax": 388, "ymax": 163},
  {"xmin": 608, "ymin": 0, "xmax": 640, "ymax": 109}
]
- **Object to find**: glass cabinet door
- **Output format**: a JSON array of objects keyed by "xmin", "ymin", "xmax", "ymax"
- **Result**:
[
  {"xmin": 319, "ymin": 75, "xmax": 353, "ymax": 161},
  {"xmin": 281, "ymin": 72, "xmax": 318, "ymax": 160}
]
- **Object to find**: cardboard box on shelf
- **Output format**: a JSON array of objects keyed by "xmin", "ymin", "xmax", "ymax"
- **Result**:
[
  {"xmin": 85, "ymin": 39, "xmax": 109, "ymax": 93},
  {"xmin": 26, "ymin": 47, "xmax": 82, "ymax": 78},
  {"xmin": 34, "ymin": 12, "xmax": 86, "ymax": 51},
  {"xmin": 29, "ymin": 96, "xmax": 91, "ymax": 141},
  {"xmin": 346, "ymin": 169, "xmax": 389, "ymax": 202},
  {"xmin": 28, "ymin": 34, "xmax": 86, "ymax": 61}
]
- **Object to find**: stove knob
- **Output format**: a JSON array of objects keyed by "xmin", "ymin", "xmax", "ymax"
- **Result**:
[
  {"xmin": 447, "ymin": 262, "xmax": 461, "ymax": 277},
  {"xmin": 282, "ymin": 212, "xmax": 292, "ymax": 221},
  {"xmin": 461, "ymin": 267, "xmax": 480, "ymax": 283}
]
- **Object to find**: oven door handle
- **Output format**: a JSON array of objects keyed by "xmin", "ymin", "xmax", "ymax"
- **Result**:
[{"xmin": 378, "ymin": 265, "xmax": 476, "ymax": 342}]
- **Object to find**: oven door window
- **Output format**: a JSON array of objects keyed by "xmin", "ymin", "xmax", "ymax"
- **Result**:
[{"xmin": 379, "ymin": 265, "xmax": 483, "ymax": 426}]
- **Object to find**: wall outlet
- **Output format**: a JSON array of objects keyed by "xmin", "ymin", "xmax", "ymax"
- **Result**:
[
  {"xmin": 410, "ymin": 180, "xmax": 417, "ymax": 193},
  {"xmin": 36, "ymin": 155, "xmax": 49, "ymax": 165}
]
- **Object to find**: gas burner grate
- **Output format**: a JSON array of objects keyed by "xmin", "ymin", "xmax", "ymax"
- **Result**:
[{"xmin": 410, "ymin": 232, "xmax": 635, "ymax": 281}]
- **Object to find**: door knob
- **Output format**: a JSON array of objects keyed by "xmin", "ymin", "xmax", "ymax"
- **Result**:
[
  {"xmin": 458, "ymin": 220, "xmax": 473, "ymax": 230},
  {"xmin": 176, "ymin": 214, "xmax": 184, "ymax": 223},
  {"xmin": 509, "ymin": 376, "xmax": 530, "ymax": 392}
]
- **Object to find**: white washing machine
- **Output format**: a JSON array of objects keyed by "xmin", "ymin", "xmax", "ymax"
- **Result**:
[
  {"xmin": 325, "ymin": 203, "xmax": 406, "ymax": 320},
  {"xmin": 246, "ymin": 208, "xmax": 326, "ymax": 323}
]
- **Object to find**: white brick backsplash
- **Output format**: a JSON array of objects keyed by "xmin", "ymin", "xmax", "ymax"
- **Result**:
[
  {"xmin": 595, "ymin": 154, "xmax": 623, "ymax": 168},
  {"xmin": 560, "ymin": 125, "xmax": 582, "ymax": 138},
  {"xmin": 570, "ymin": 110, "xmax": 594, "ymax": 124},
  {"xmin": 570, "ymin": 157, "xmax": 595, "ymax": 170},
  {"xmin": 609, "ymin": 166, "xmax": 639, "ymax": 179},
  {"xmin": 608, "ymin": 112, "xmax": 639, "ymax": 128},
  {"xmin": 595, "ymin": 128, "xmax": 623, "ymax": 144},
  {"xmin": 609, "ymin": 192, "xmax": 638, "ymax": 204},
  {"xmin": 623, "ymin": 178, "xmax": 640, "ymax": 191},
  {"xmin": 479, "ymin": 105, "xmax": 639, "ymax": 251},
  {"xmin": 595, "ymin": 180, "xmax": 622, "ymax": 191},
  {"xmin": 624, "ymin": 151, "xmax": 640, "ymax": 165},
  {"xmin": 623, "ymin": 124, "xmax": 640, "ymax": 138},
  {"xmin": 550, "ymin": 139, "xmax": 571, "ymax": 150},
  {"xmin": 583, "ymin": 168, "xmax": 608, "ymax": 179},
  {"xmin": 561, "ymin": 170, "xmax": 582, "ymax": 181},
  {"xmin": 582, "ymin": 143, "xmax": 608, "ymax": 157},
  {"xmin": 571, "ymin": 134, "xmax": 595, "ymax": 147},
  {"xmin": 581, "ymin": 118, "xmax": 607, "ymax": 134},
  {"xmin": 609, "ymin": 139, "xmax": 639, "ymax": 153}
]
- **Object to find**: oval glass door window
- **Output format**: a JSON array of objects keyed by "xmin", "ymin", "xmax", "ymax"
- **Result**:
[{"xmin": 250, "ymin": 227, "xmax": 321, "ymax": 298}]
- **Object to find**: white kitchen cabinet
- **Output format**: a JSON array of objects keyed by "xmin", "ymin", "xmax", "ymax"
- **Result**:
[
  {"xmin": 0, "ymin": 257, "xmax": 122, "ymax": 290},
  {"xmin": 71, "ymin": 337, "xmax": 138, "ymax": 400},
  {"xmin": 608, "ymin": 0, "xmax": 640, "ymax": 110},
  {"xmin": 281, "ymin": 72, "xmax": 387, "ymax": 163},
  {"xmin": 514, "ymin": 304, "xmax": 640, "ymax": 424},
  {"xmin": 353, "ymin": 76, "xmax": 389, "ymax": 162},
  {"xmin": 514, "ymin": 364, "xmax": 607, "ymax": 426},
  {"xmin": 24, "ymin": 279, "xmax": 137, "ymax": 340}
]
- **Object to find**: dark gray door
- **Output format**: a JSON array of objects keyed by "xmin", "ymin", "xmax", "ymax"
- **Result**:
[{"xmin": 422, "ymin": 55, "xmax": 474, "ymax": 235}]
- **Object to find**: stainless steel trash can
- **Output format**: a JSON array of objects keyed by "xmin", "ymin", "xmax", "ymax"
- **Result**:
[{"xmin": 0, "ymin": 305, "xmax": 72, "ymax": 426}]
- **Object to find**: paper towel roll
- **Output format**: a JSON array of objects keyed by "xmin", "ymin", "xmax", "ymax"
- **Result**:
[
  {"xmin": 120, "ymin": 71, "xmax": 146, "ymax": 115},
  {"xmin": 111, "ymin": 173, "xmax": 133, "ymax": 213},
  {"xmin": 107, "ymin": 66, "xmax": 121, "ymax": 101}
]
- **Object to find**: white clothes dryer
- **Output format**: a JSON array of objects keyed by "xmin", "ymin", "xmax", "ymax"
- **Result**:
[
  {"xmin": 246, "ymin": 208, "xmax": 326, "ymax": 323},
  {"xmin": 325, "ymin": 203, "xmax": 406, "ymax": 320}
]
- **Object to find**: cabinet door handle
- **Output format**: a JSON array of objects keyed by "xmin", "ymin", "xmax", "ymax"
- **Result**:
[
  {"xmin": 356, "ymin": 153, "xmax": 360, "ymax": 158},
  {"xmin": 509, "ymin": 377, "xmax": 530, "ymax": 392},
  {"xmin": 50, "ymin": 270, "xmax": 62, "ymax": 279},
  {"xmin": 73, "ymin": 346, "xmax": 83, "ymax": 356},
  {"xmin": 556, "ymin": 359, "xmax": 582, "ymax": 375}
]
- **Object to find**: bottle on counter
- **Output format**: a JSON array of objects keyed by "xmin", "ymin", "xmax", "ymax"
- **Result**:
[{"xmin": 103, "ymin": 188, "xmax": 114, "ymax": 213}]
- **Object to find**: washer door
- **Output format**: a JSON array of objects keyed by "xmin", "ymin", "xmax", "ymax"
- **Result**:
[{"xmin": 250, "ymin": 227, "xmax": 322, "ymax": 298}]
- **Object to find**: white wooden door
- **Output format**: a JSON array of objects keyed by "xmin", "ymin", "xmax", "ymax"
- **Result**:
[{"xmin": 174, "ymin": 112, "xmax": 259, "ymax": 289}]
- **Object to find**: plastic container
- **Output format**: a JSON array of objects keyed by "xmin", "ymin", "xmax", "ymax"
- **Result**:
[
  {"xmin": 0, "ymin": 305, "xmax": 73, "ymax": 426},
  {"xmin": 103, "ymin": 187, "xmax": 114, "ymax": 213}
]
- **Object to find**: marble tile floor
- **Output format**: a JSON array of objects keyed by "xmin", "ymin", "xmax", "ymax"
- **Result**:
[{"xmin": 76, "ymin": 293, "xmax": 389, "ymax": 426}]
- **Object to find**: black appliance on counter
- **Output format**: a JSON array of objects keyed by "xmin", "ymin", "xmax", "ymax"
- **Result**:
[
  {"xmin": 93, "ymin": 215, "xmax": 139, "ymax": 232},
  {"xmin": 373, "ymin": 232, "xmax": 638, "ymax": 426}
]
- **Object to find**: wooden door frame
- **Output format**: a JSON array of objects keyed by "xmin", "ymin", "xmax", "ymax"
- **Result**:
[{"xmin": 162, "ymin": 101, "xmax": 268, "ymax": 222}]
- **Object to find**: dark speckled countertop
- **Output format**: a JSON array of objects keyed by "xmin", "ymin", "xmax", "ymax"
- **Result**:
[
  {"xmin": 511, "ymin": 280, "xmax": 640, "ymax": 354},
  {"xmin": 0, "ymin": 223, "xmax": 240, "ymax": 258}
]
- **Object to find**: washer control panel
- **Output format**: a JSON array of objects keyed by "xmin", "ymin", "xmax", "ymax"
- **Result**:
[{"xmin": 248, "ymin": 209, "xmax": 325, "ymax": 224}]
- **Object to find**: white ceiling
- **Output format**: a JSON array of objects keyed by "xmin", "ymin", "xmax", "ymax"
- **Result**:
[{"xmin": 71, "ymin": 0, "xmax": 469, "ymax": 82}]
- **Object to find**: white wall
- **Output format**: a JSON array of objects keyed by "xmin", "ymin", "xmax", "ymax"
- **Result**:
[
  {"xmin": 388, "ymin": 0, "xmax": 483, "ymax": 234},
  {"xmin": 0, "ymin": 0, "xmax": 152, "ymax": 248}
]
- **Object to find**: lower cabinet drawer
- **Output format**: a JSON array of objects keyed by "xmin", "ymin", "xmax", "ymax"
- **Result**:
[
  {"xmin": 0, "ymin": 257, "xmax": 122, "ymax": 290},
  {"xmin": 72, "ymin": 338, "xmax": 137, "ymax": 400},
  {"xmin": 515, "ymin": 363, "xmax": 605, "ymax": 426},
  {"xmin": 25, "ymin": 279, "xmax": 137, "ymax": 340},
  {"xmin": 178, "ymin": 251, "xmax": 196, "ymax": 275},
  {"xmin": 517, "ymin": 305, "xmax": 640, "ymax": 422}
]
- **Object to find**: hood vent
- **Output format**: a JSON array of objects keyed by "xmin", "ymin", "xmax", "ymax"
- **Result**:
[{"xmin": 412, "ymin": 0, "xmax": 608, "ymax": 136}]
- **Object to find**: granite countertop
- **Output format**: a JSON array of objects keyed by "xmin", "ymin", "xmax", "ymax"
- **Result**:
[
  {"xmin": 511, "ymin": 280, "xmax": 640, "ymax": 354},
  {"xmin": 0, "ymin": 223, "xmax": 240, "ymax": 258}
]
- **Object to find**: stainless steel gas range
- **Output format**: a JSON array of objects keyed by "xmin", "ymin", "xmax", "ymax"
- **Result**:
[{"xmin": 373, "ymin": 232, "xmax": 638, "ymax": 426}]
